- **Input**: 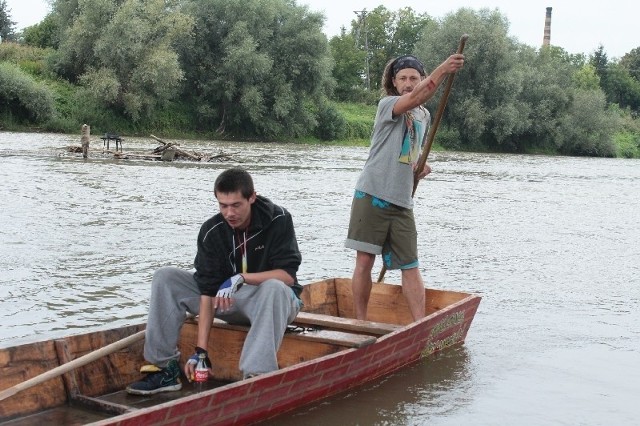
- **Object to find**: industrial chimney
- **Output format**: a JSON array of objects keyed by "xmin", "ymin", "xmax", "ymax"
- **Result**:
[{"xmin": 543, "ymin": 7, "xmax": 552, "ymax": 46}]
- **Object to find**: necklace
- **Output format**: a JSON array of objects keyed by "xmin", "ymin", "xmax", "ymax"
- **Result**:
[{"xmin": 234, "ymin": 230, "xmax": 248, "ymax": 274}]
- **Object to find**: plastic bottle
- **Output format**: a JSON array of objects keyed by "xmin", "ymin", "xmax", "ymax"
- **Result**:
[{"xmin": 194, "ymin": 353, "xmax": 208, "ymax": 390}]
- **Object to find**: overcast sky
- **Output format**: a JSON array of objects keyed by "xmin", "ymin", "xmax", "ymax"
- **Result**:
[{"xmin": 5, "ymin": 0, "xmax": 636, "ymax": 59}]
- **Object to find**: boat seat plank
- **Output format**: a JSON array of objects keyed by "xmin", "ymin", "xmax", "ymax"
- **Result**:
[
  {"xmin": 209, "ymin": 319, "xmax": 376, "ymax": 348},
  {"xmin": 293, "ymin": 312, "xmax": 401, "ymax": 336},
  {"xmin": 71, "ymin": 394, "xmax": 134, "ymax": 415}
]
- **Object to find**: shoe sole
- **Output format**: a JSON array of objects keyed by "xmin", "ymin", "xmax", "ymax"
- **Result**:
[{"xmin": 126, "ymin": 383, "xmax": 182, "ymax": 395}]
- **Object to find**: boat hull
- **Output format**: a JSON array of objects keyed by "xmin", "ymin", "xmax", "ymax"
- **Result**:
[{"xmin": 0, "ymin": 278, "xmax": 481, "ymax": 425}]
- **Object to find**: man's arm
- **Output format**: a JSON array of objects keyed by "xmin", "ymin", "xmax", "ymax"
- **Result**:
[
  {"xmin": 242, "ymin": 269, "xmax": 294, "ymax": 286},
  {"xmin": 184, "ymin": 295, "xmax": 214, "ymax": 379},
  {"xmin": 197, "ymin": 295, "xmax": 214, "ymax": 348}
]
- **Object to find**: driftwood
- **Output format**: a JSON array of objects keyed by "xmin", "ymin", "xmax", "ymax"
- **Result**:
[
  {"xmin": 64, "ymin": 134, "xmax": 238, "ymax": 162},
  {"xmin": 149, "ymin": 134, "xmax": 238, "ymax": 162}
]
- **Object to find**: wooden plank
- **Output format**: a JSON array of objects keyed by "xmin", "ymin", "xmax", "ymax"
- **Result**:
[
  {"xmin": 334, "ymin": 280, "xmax": 415, "ymax": 325},
  {"xmin": 56, "ymin": 325, "xmax": 146, "ymax": 398},
  {"xmin": 209, "ymin": 319, "xmax": 376, "ymax": 348},
  {"xmin": 286, "ymin": 329, "xmax": 376, "ymax": 348},
  {"xmin": 72, "ymin": 394, "xmax": 133, "ymax": 416},
  {"xmin": 300, "ymin": 278, "xmax": 339, "ymax": 315},
  {"xmin": 293, "ymin": 312, "xmax": 401, "ymax": 336},
  {"xmin": 0, "ymin": 340, "xmax": 68, "ymax": 419}
]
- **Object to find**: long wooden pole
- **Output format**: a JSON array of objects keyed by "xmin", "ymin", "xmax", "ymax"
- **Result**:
[
  {"xmin": 0, "ymin": 329, "xmax": 145, "ymax": 402},
  {"xmin": 377, "ymin": 34, "xmax": 468, "ymax": 283}
]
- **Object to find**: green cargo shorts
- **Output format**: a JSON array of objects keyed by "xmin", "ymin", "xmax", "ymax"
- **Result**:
[{"xmin": 345, "ymin": 191, "xmax": 419, "ymax": 270}]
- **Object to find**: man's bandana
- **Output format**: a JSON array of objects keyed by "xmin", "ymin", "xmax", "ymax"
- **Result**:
[{"xmin": 392, "ymin": 55, "xmax": 426, "ymax": 77}]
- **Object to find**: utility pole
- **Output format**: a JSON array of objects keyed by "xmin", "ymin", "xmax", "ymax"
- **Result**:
[{"xmin": 353, "ymin": 9, "xmax": 370, "ymax": 90}]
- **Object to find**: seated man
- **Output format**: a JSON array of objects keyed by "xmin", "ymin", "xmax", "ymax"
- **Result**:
[{"xmin": 127, "ymin": 167, "xmax": 303, "ymax": 394}]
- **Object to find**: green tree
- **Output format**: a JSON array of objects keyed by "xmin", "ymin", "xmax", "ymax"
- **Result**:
[
  {"xmin": 0, "ymin": 0, "xmax": 16, "ymax": 41},
  {"xmin": 590, "ymin": 45, "xmax": 608, "ymax": 81},
  {"xmin": 602, "ymin": 63, "xmax": 640, "ymax": 112},
  {"xmin": 619, "ymin": 47, "xmax": 640, "ymax": 81},
  {"xmin": 50, "ymin": 0, "xmax": 118, "ymax": 81},
  {"xmin": 53, "ymin": 0, "xmax": 193, "ymax": 121},
  {"xmin": 416, "ymin": 8, "xmax": 528, "ymax": 150},
  {"xmin": 558, "ymin": 89, "xmax": 618, "ymax": 156},
  {"xmin": 572, "ymin": 64, "xmax": 601, "ymax": 91},
  {"xmin": 23, "ymin": 13, "xmax": 59, "ymax": 49},
  {"xmin": 352, "ymin": 6, "xmax": 431, "ymax": 91},
  {"xmin": 181, "ymin": 0, "xmax": 333, "ymax": 138},
  {"xmin": 414, "ymin": 7, "xmax": 621, "ymax": 156},
  {"xmin": 329, "ymin": 28, "xmax": 366, "ymax": 101}
]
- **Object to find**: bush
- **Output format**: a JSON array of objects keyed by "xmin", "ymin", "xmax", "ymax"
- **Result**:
[
  {"xmin": 0, "ymin": 62, "xmax": 55, "ymax": 124},
  {"xmin": 334, "ymin": 102, "xmax": 375, "ymax": 140},
  {"xmin": 0, "ymin": 42, "xmax": 51, "ymax": 77},
  {"xmin": 315, "ymin": 103, "xmax": 347, "ymax": 141},
  {"xmin": 614, "ymin": 132, "xmax": 640, "ymax": 158},
  {"xmin": 434, "ymin": 127, "xmax": 462, "ymax": 150}
]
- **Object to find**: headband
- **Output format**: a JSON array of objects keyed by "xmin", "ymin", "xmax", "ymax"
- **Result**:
[{"xmin": 392, "ymin": 55, "xmax": 425, "ymax": 77}]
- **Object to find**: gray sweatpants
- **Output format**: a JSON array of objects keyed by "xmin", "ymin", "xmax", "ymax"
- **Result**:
[{"xmin": 143, "ymin": 266, "xmax": 301, "ymax": 376}]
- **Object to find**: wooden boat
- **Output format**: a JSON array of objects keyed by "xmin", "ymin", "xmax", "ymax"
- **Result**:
[{"xmin": 0, "ymin": 278, "xmax": 480, "ymax": 425}]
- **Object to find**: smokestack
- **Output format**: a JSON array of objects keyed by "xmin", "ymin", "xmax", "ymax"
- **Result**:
[{"xmin": 543, "ymin": 7, "xmax": 552, "ymax": 47}]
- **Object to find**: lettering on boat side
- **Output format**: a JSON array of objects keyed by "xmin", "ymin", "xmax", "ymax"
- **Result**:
[
  {"xmin": 422, "ymin": 311, "xmax": 465, "ymax": 356},
  {"xmin": 428, "ymin": 311, "xmax": 464, "ymax": 338},
  {"xmin": 424, "ymin": 330, "xmax": 465, "ymax": 355}
]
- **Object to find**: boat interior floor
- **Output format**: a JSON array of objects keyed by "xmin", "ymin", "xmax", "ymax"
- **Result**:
[{"xmin": 0, "ymin": 378, "xmax": 231, "ymax": 426}]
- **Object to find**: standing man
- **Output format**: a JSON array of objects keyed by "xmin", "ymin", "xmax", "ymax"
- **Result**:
[
  {"xmin": 127, "ymin": 167, "xmax": 302, "ymax": 395},
  {"xmin": 345, "ymin": 53, "xmax": 464, "ymax": 321}
]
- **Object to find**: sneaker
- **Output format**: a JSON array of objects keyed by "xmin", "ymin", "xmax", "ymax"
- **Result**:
[
  {"xmin": 126, "ymin": 359, "xmax": 182, "ymax": 395},
  {"xmin": 243, "ymin": 373, "xmax": 262, "ymax": 380}
]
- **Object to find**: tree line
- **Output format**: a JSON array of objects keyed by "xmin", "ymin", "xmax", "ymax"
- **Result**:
[{"xmin": 1, "ymin": 0, "xmax": 639, "ymax": 157}]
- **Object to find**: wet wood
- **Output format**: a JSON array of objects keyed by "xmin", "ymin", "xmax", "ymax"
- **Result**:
[
  {"xmin": 0, "ymin": 330, "xmax": 145, "ymax": 404},
  {"xmin": 0, "ymin": 340, "xmax": 67, "ymax": 419},
  {"xmin": 81, "ymin": 124, "xmax": 90, "ymax": 159}
]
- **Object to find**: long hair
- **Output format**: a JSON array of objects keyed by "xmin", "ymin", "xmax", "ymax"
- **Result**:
[{"xmin": 381, "ymin": 58, "xmax": 399, "ymax": 96}]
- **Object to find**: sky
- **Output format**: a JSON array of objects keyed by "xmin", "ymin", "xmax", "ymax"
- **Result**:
[{"xmin": 4, "ymin": 0, "xmax": 637, "ymax": 59}]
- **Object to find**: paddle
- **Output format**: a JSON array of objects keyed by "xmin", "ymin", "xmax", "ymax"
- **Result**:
[
  {"xmin": 377, "ymin": 34, "xmax": 468, "ymax": 283},
  {"xmin": 0, "ymin": 329, "xmax": 145, "ymax": 402}
]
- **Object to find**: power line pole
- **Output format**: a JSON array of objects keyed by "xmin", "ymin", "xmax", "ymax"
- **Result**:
[{"xmin": 353, "ymin": 9, "xmax": 370, "ymax": 90}]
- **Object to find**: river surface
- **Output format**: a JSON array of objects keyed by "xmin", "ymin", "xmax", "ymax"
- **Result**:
[{"xmin": 1, "ymin": 132, "xmax": 638, "ymax": 425}]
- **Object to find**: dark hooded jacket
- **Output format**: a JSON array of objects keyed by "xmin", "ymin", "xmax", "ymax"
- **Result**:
[{"xmin": 193, "ymin": 195, "xmax": 302, "ymax": 298}]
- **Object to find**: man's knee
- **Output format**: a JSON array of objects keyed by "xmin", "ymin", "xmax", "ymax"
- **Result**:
[
  {"xmin": 354, "ymin": 251, "xmax": 376, "ymax": 273},
  {"xmin": 152, "ymin": 266, "xmax": 179, "ymax": 283},
  {"xmin": 259, "ymin": 279, "xmax": 289, "ymax": 295}
]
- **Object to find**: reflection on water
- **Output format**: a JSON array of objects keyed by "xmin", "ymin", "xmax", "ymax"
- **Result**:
[
  {"xmin": 1, "ymin": 132, "xmax": 639, "ymax": 425},
  {"xmin": 261, "ymin": 347, "xmax": 472, "ymax": 425}
]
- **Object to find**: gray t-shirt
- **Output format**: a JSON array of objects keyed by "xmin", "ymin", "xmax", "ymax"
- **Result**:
[{"xmin": 354, "ymin": 96, "xmax": 430, "ymax": 209}]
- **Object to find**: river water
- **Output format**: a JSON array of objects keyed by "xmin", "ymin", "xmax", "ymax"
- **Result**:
[{"xmin": 1, "ymin": 132, "xmax": 638, "ymax": 425}]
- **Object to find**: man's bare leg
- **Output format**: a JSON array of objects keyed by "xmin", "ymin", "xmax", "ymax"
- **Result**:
[
  {"xmin": 401, "ymin": 267, "xmax": 425, "ymax": 321},
  {"xmin": 352, "ymin": 251, "xmax": 376, "ymax": 320}
]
